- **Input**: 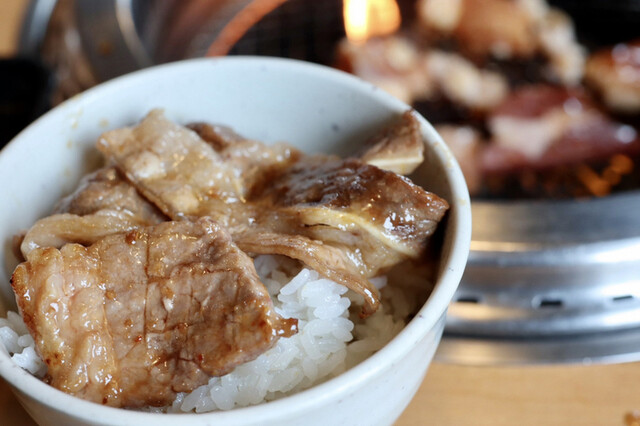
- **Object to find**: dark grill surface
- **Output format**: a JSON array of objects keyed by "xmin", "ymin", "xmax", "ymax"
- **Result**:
[
  {"xmin": 219, "ymin": 0, "xmax": 416, "ymax": 65},
  {"xmin": 230, "ymin": 0, "xmax": 345, "ymax": 66}
]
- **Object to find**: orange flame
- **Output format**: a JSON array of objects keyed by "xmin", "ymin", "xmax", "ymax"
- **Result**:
[{"xmin": 343, "ymin": 0, "xmax": 401, "ymax": 43}]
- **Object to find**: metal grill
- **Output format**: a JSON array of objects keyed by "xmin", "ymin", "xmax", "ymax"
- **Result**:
[
  {"xmin": 231, "ymin": 0, "xmax": 345, "ymax": 64},
  {"xmin": 186, "ymin": 0, "xmax": 416, "ymax": 65},
  {"xmin": 185, "ymin": 0, "xmax": 345, "ymax": 65}
]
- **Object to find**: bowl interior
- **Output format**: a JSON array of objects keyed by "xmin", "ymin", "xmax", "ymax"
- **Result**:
[{"xmin": 0, "ymin": 57, "xmax": 470, "ymax": 422}]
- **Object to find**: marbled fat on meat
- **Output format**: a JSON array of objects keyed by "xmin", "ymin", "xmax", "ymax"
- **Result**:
[
  {"xmin": 19, "ymin": 167, "xmax": 167, "ymax": 259},
  {"xmin": 98, "ymin": 111, "xmax": 449, "ymax": 315},
  {"xmin": 11, "ymin": 218, "xmax": 296, "ymax": 407}
]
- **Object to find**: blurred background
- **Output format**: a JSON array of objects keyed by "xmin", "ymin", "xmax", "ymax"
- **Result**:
[
  {"xmin": 3, "ymin": 0, "xmax": 640, "ymax": 199},
  {"xmin": 1, "ymin": 1, "xmax": 640, "ymax": 424}
]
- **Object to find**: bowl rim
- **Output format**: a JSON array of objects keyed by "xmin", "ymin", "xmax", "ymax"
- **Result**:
[{"xmin": 0, "ymin": 56, "xmax": 471, "ymax": 424}]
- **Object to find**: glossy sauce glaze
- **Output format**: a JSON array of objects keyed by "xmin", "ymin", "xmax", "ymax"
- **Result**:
[{"xmin": 11, "ymin": 111, "xmax": 448, "ymax": 407}]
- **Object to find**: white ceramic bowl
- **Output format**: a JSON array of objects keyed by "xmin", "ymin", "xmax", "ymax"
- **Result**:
[{"xmin": 0, "ymin": 57, "xmax": 470, "ymax": 426}]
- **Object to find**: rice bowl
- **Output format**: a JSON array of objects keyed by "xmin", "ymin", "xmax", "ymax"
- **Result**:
[{"xmin": 0, "ymin": 57, "xmax": 470, "ymax": 425}]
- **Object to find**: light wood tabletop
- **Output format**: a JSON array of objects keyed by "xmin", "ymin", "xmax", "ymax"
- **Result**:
[{"xmin": 1, "ymin": 1, "xmax": 640, "ymax": 425}]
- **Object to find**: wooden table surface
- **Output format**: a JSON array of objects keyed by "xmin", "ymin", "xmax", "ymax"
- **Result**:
[{"xmin": 2, "ymin": 1, "xmax": 640, "ymax": 425}]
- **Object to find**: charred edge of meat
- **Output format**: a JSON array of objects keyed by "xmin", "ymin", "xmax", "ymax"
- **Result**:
[{"xmin": 186, "ymin": 122, "xmax": 247, "ymax": 152}]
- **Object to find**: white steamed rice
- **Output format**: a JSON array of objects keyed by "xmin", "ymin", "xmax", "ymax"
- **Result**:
[
  {"xmin": 0, "ymin": 311, "xmax": 47, "ymax": 377},
  {"xmin": 0, "ymin": 255, "xmax": 417, "ymax": 413}
]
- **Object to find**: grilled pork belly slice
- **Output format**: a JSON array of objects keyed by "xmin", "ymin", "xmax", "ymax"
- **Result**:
[
  {"xmin": 416, "ymin": 0, "xmax": 585, "ymax": 85},
  {"xmin": 337, "ymin": 35, "xmax": 508, "ymax": 113},
  {"xmin": 53, "ymin": 167, "xmax": 166, "ymax": 221},
  {"xmin": 97, "ymin": 110, "xmax": 245, "ymax": 220},
  {"xmin": 98, "ymin": 111, "xmax": 449, "ymax": 316},
  {"xmin": 336, "ymin": 36, "xmax": 434, "ymax": 105},
  {"xmin": 20, "ymin": 213, "xmax": 141, "ymax": 258},
  {"xmin": 19, "ymin": 167, "xmax": 167, "ymax": 258},
  {"xmin": 187, "ymin": 122, "xmax": 302, "ymax": 193},
  {"xmin": 358, "ymin": 111, "xmax": 425, "ymax": 175},
  {"xmin": 234, "ymin": 232, "xmax": 380, "ymax": 315},
  {"xmin": 483, "ymin": 85, "xmax": 640, "ymax": 173},
  {"xmin": 418, "ymin": 0, "xmax": 538, "ymax": 59},
  {"xmin": 186, "ymin": 122, "xmax": 246, "ymax": 152},
  {"xmin": 11, "ymin": 218, "xmax": 296, "ymax": 408},
  {"xmin": 193, "ymin": 110, "xmax": 425, "ymax": 177},
  {"xmin": 585, "ymin": 40, "xmax": 640, "ymax": 115},
  {"xmin": 252, "ymin": 156, "xmax": 447, "ymax": 264},
  {"xmin": 243, "ymin": 156, "xmax": 449, "ymax": 315}
]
